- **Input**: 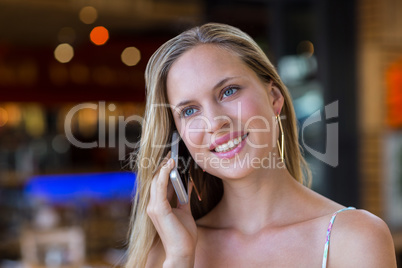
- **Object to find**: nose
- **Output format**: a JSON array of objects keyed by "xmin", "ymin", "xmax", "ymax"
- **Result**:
[{"xmin": 204, "ymin": 104, "xmax": 232, "ymax": 134}]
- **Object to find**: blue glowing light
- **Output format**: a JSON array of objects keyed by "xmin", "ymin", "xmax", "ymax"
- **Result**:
[{"xmin": 25, "ymin": 172, "xmax": 136, "ymax": 204}]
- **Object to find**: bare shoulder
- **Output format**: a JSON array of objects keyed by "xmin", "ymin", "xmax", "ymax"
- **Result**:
[
  {"xmin": 329, "ymin": 209, "xmax": 397, "ymax": 268},
  {"xmin": 145, "ymin": 239, "xmax": 165, "ymax": 268}
]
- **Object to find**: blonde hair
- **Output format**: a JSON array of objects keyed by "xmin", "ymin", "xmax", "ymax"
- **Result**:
[{"xmin": 126, "ymin": 22, "xmax": 311, "ymax": 267}]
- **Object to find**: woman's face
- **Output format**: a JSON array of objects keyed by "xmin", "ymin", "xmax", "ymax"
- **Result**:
[{"xmin": 166, "ymin": 44, "xmax": 284, "ymax": 180}]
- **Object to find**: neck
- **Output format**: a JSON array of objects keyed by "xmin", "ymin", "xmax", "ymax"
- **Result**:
[{"xmin": 213, "ymin": 166, "xmax": 301, "ymax": 234}]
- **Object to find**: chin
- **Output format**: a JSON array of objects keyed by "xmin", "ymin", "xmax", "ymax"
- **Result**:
[{"xmin": 206, "ymin": 149, "xmax": 281, "ymax": 179}]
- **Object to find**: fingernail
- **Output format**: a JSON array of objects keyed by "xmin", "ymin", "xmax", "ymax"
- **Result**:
[{"xmin": 166, "ymin": 158, "xmax": 173, "ymax": 166}]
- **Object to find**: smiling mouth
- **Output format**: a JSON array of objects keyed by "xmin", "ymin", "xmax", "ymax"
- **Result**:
[{"xmin": 213, "ymin": 133, "xmax": 248, "ymax": 153}]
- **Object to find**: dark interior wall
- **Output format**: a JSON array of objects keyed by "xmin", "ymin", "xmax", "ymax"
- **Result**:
[{"xmin": 315, "ymin": 0, "xmax": 358, "ymax": 207}]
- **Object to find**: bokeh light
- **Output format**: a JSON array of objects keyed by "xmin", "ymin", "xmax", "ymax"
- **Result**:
[
  {"xmin": 79, "ymin": 6, "xmax": 98, "ymax": 25},
  {"xmin": 54, "ymin": 43, "xmax": 74, "ymax": 63},
  {"xmin": 90, "ymin": 26, "xmax": 109, "ymax": 46},
  {"xmin": 121, "ymin": 47, "xmax": 141, "ymax": 66},
  {"xmin": 23, "ymin": 105, "xmax": 46, "ymax": 137},
  {"xmin": 297, "ymin": 40, "xmax": 314, "ymax": 57},
  {"xmin": 0, "ymin": 107, "xmax": 9, "ymax": 127},
  {"xmin": 78, "ymin": 108, "xmax": 98, "ymax": 137},
  {"xmin": 4, "ymin": 103, "xmax": 22, "ymax": 127}
]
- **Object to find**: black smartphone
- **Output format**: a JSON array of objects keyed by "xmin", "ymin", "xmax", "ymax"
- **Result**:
[{"xmin": 169, "ymin": 131, "xmax": 189, "ymax": 204}]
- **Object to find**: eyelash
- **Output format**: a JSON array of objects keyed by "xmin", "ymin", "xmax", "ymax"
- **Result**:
[
  {"xmin": 221, "ymin": 85, "xmax": 239, "ymax": 99},
  {"xmin": 180, "ymin": 106, "xmax": 198, "ymax": 118},
  {"xmin": 179, "ymin": 85, "xmax": 240, "ymax": 118}
]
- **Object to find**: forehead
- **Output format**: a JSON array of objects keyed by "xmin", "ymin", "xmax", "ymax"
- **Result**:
[
  {"xmin": 166, "ymin": 44, "xmax": 252, "ymax": 102},
  {"xmin": 170, "ymin": 44, "xmax": 243, "ymax": 73}
]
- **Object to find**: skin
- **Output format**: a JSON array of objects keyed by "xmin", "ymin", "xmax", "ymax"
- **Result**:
[{"xmin": 145, "ymin": 44, "xmax": 397, "ymax": 267}]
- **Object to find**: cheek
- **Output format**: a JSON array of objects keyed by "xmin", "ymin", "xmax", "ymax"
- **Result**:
[
  {"xmin": 240, "ymin": 95, "xmax": 276, "ymax": 147},
  {"xmin": 180, "ymin": 118, "xmax": 209, "ymax": 151},
  {"xmin": 240, "ymin": 95, "xmax": 274, "ymax": 128}
]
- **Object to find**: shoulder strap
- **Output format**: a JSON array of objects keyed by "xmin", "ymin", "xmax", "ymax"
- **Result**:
[{"xmin": 322, "ymin": 207, "xmax": 356, "ymax": 268}]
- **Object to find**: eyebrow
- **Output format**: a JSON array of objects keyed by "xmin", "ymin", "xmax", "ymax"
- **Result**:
[{"xmin": 174, "ymin": 76, "xmax": 239, "ymax": 110}]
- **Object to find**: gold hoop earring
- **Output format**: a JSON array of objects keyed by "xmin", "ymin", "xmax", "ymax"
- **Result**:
[
  {"xmin": 276, "ymin": 114, "xmax": 285, "ymax": 163},
  {"xmin": 189, "ymin": 162, "xmax": 202, "ymax": 201}
]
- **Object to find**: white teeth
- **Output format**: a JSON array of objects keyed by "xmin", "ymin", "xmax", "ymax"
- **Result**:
[{"xmin": 214, "ymin": 134, "xmax": 247, "ymax": 153}]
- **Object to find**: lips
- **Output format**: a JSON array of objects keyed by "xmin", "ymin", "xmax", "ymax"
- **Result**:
[{"xmin": 209, "ymin": 131, "xmax": 248, "ymax": 152}]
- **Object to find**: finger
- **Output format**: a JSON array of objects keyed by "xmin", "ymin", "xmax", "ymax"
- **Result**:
[
  {"xmin": 148, "ymin": 152, "xmax": 173, "ymax": 214},
  {"xmin": 147, "ymin": 172, "xmax": 159, "ymax": 217},
  {"xmin": 149, "ymin": 151, "xmax": 170, "ymax": 201},
  {"xmin": 154, "ymin": 151, "xmax": 172, "ymax": 174},
  {"xmin": 155, "ymin": 158, "xmax": 175, "ymax": 205},
  {"xmin": 166, "ymin": 178, "xmax": 175, "ymax": 201},
  {"xmin": 163, "ymin": 151, "xmax": 171, "ymax": 163},
  {"xmin": 149, "ymin": 152, "xmax": 173, "ymax": 210}
]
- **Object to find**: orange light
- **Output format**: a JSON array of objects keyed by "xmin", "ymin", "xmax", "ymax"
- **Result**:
[
  {"xmin": 90, "ymin": 26, "xmax": 109, "ymax": 46},
  {"xmin": 0, "ymin": 107, "xmax": 9, "ymax": 127},
  {"xmin": 386, "ymin": 58, "xmax": 402, "ymax": 128}
]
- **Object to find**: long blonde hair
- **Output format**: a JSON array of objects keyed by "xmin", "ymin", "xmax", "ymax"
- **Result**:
[{"xmin": 126, "ymin": 22, "xmax": 311, "ymax": 267}]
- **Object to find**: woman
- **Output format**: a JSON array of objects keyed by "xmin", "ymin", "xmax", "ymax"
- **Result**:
[{"xmin": 126, "ymin": 23, "xmax": 396, "ymax": 267}]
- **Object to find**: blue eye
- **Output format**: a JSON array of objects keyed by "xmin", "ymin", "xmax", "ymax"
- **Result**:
[
  {"xmin": 223, "ymin": 87, "xmax": 238, "ymax": 98},
  {"xmin": 182, "ymin": 107, "xmax": 197, "ymax": 117}
]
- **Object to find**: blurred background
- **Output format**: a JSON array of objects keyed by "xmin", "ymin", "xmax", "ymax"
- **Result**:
[{"xmin": 0, "ymin": 0, "xmax": 401, "ymax": 267}]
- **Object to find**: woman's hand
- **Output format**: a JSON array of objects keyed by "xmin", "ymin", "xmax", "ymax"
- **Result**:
[{"xmin": 147, "ymin": 154, "xmax": 197, "ymax": 267}]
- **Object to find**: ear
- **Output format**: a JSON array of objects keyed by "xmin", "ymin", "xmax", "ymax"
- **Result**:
[{"xmin": 267, "ymin": 80, "xmax": 284, "ymax": 115}]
